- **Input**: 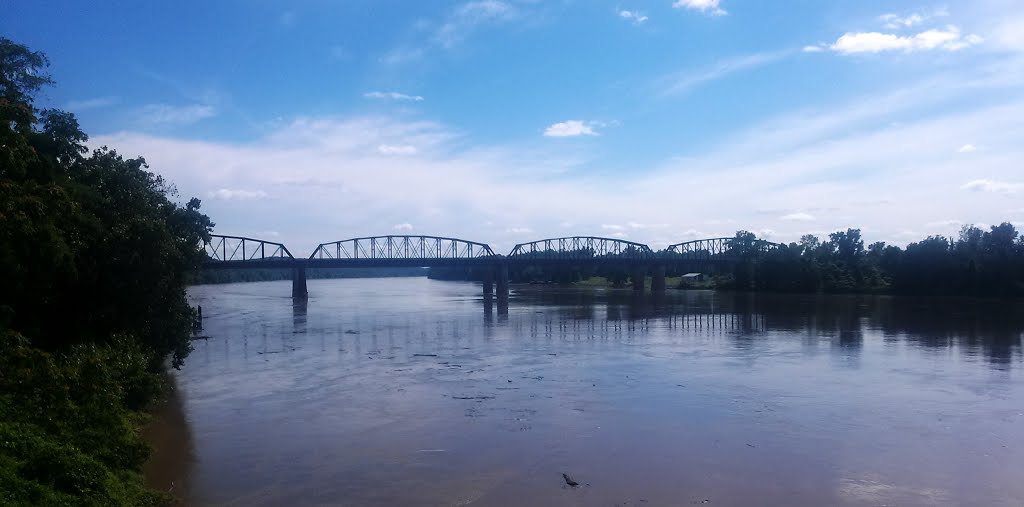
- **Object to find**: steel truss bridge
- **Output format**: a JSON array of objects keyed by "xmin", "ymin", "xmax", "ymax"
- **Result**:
[{"xmin": 201, "ymin": 233, "xmax": 783, "ymax": 298}]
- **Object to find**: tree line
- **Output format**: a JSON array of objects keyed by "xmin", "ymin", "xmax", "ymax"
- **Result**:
[
  {"xmin": 725, "ymin": 226, "xmax": 1024, "ymax": 296},
  {"xmin": 1, "ymin": 38, "xmax": 210, "ymax": 505}
]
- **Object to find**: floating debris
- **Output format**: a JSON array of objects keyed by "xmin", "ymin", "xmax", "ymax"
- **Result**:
[{"xmin": 562, "ymin": 473, "xmax": 579, "ymax": 488}]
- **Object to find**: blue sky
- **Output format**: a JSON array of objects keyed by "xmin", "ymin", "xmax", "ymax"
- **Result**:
[{"xmin": 5, "ymin": 0, "xmax": 1024, "ymax": 254}]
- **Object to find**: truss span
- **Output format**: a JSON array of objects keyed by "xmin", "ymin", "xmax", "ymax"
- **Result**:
[
  {"xmin": 310, "ymin": 235, "xmax": 496, "ymax": 261},
  {"xmin": 508, "ymin": 236, "xmax": 654, "ymax": 261},
  {"xmin": 203, "ymin": 235, "xmax": 294, "ymax": 264},
  {"xmin": 665, "ymin": 237, "xmax": 781, "ymax": 262}
]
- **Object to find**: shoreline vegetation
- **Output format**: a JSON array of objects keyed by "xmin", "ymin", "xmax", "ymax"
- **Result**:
[
  {"xmin": 431, "ymin": 227, "xmax": 1024, "ymax": 297},
  {"xmin": 1, "ymin": 39, "xmax": 210, "ymax": 505}
]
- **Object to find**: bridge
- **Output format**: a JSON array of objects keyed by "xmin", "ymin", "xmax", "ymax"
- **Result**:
[{"xmin": 202, "ymin": 234, "xmax": 783, "ymax": 299}]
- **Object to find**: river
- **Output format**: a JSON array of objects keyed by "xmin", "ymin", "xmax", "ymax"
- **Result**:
[{"xmin": 149, "ymin": 278, "xmax": 1024, "ymax": 506}]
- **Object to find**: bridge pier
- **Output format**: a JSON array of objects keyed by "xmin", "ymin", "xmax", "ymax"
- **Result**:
[
  {"xmin": 483, "ymin": 268, "xmax": 494, "ymax": 295},
  {"xmin": 651, "ymin": 265, "xmax": 666, "ymax": 292},
  {"xmin": 495, "ymin": 263, "xmax": 509, "ymax": 301},
  {"xmin": 292, "ymin": 261, "xmax": 308, "ymax": 299},
  {"xmin": 631, "ymin": 265, "xmax": 645, "ymax": 291}
]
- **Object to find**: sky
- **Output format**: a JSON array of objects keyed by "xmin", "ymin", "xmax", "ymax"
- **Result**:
[{"xmin": 5, "ymin": 0, "xmax": 1024, "ymax": 255}]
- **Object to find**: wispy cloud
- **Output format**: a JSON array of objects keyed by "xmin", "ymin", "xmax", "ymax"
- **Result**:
[
  {"xmin": 91, "ymin": 61, "xmax": 1024, "ymax": 253},
  {"xmin": 138, "ymin": 103, "xmax": 216, "ymax": 126},
  {"xmin": 544, "ymin": 120, "xmax": 600, "ymax": 138},
  {"xmin": 364, "ymin": 91, "xmax": 424, "ymax": 101},
  {"xmin": 673, "ymin": 0, "xmax": 727, "ymax": 16},
  {"xmin": 393, "ymin": 223, "xmax": 414, "ymax": 231},
  {"xmin": 813, "ymin": 26, "xmax": 983, "ymax": 54},
  {"xmin": 879, "ymin": 7, "xmax": 948, "ymax": 29},
  {"xmin": 961, "ymin": 179, "xmax": 1024, "ymax": 194},
  {"xmin": 434, "ymin": 0, "xmax": 517, "ymax": 49},
  {"xmin": 378, "ymin": 47, "xmax": 425, "ymax": 65},
  {"xmin": 377, "ymin": 144, "xmax": 418, "ymax": 156},
  {"xmin": 209, "ymin": 189, "xmax": 268, "ymax": 201},
  {"xmin": 619, "ymin": 10, "xmax": 648, "ymax": 25},
  {"xmin": 660, "ymin": 51, "xmax": 790, "ymax": 96},
  {"xmin": 66, "ymin": 96, "xmax": 119, "ymax": 111},
  {"xmin": 957, "ymin": 143, "xmax": 978, "ymax": 153}
]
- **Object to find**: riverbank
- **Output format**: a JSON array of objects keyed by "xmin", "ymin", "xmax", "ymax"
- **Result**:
[
  {"xmin": 0, "ymin": 332, "xmax": 172, "ymax": 506},
  {"xmin": 140, "ymin": 373, "xmax": 194, "ymax": 503}
]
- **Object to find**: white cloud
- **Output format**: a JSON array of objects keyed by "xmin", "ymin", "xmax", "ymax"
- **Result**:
[
  {"xmin": 802, "ymin": 45, "xmax": 824, "ymax": 53},
  {"xmin": 609, "ymin": 231, "xmax": 629, "ymax": 239},
  {"xmin": 544, "ymin": 120, "xmax": 599, "ymax": 137},
  {"xmin": 363, "ymin": 91, "xmax": 424, "ymax": 101},
  {"xmin": 879, "ymin": 13, "xmax": 924, "ymax": 29},
  {"xmin": 672, "ymin": 0, "xmax": 726, "ymax": 16},
  {"xmin": 138, "ymin": 103, "xmax": 216, "ymax": 126},
  {"xmin": 619, "ymin": 10, "xmax": 648, "ymax": 24},
  {"xmin": 827, "ymin": 26, "xmax": 983, "ymax": 54},
  {"xmin": 90, "ymin": 59, "xmax": 1024, "ymax": 253},
  {"xmin": 781, "ymin": 212, "xmax": 816, "ymax": 221},
  {"xmin": 660, "ymin": 51, "xmax": 789, "ymax": 96},
  {"xmin": 878, "ymin": 8, "xmax": 948, "ymax": 30},
  {"xmin": 434, "ymin": 1, "xmax": 516, "ymax": 48},
  {"xmin": 66, "ymin": 96, "xmax": 118, "ymax": 111},
  {"xmin": 506, "ymin": 227, "xmax": 532, "ymax": 234},
  {"xmin": 957, "ymin": 143, "xmax": 978, "ymax": 153},
  {"xmin": 209, "ymin": 189, "xmax": 268, "ymax": 201},
  {"xmin": 377, "ymin": 144, "xmax": 418, "ymax": 155},
  {"xmin": 601, "ymin": 224, "xmax": 625, "ymax": 231},
  {"xmin": 393, "ymin": 223, "xmax": 414, "ymax": 231},
  {"xmin": 960, "ymin": 179, "xmax": 1024, "ymax": 194}
]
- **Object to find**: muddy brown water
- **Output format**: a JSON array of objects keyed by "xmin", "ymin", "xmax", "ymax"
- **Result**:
[{"xmin": 146, "ymin": 278, "xmax": 1024, "ymax": 506}]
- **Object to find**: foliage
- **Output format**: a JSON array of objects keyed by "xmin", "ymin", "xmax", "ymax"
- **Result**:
[
  {"xmin": 0, "ymin": 331, "xmax": 170, "ymax": 506},
  {"xmin": 1, "ymin": 37, "xmax": 208, "ymax": 504},
  {"xmin": 0, "ymin": 36, "xmax": 212, "ymax": 367},
  {"xmin": 728, "ymin": 226, "xmax": 1024, "ymax": 295}
]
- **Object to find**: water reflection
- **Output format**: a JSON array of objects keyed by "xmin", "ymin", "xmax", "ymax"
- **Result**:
[{"xmin": 176, "ymin": 279, "xmax": 1024, "ymax": 506}]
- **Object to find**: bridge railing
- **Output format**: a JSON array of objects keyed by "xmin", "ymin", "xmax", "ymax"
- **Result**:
[
  {"xmin": 309, "ymin": 235, "xmax": 497, "ymax": 260},
  {"xmin": 203, "ymin": 235, "xmax": 294, "ymax": 262},
  {"xmin": 508, "ymin": 236, "xmax": 655, "ymax": 260}
]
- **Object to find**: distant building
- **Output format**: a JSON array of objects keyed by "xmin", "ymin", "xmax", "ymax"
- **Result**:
[{"xmin": 680, "ymin": 272, "xmax": 703, "ymax": 283}]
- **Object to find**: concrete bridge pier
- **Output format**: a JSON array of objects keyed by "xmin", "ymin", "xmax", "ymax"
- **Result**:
[
  {"xmin": 631, "ymin": 265, "xmax": 646, "ymax": 292},
  {"xmin": 651, "ymin": 264, "xmax": 667, "ymax": 292},
  {"xmin": 495, "ymin": 263, "xmax": 509, "ymax": 301},
  {"xmin": 292, "ymin": 261, "xmax": 308, "ymax": 299},
  {"xmin": 482, "ymin": 268, "xmax": 494, "ymax": 295}
]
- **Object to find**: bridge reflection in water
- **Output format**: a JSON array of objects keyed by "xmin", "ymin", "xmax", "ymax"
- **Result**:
[{"xmin": 202, "ymin": 233, "xmax": 783, "ymax": 300}]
